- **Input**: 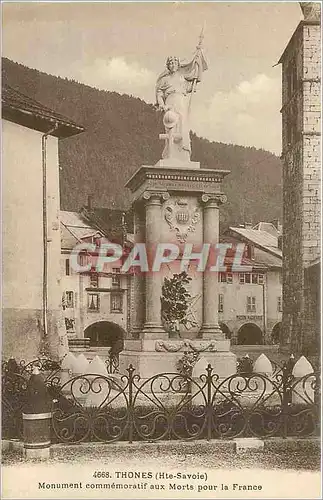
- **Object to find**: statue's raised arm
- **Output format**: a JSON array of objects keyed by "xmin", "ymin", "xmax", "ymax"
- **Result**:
[{"xmin": 156, "ymin": 29, "xmax": 208, "ymax": 164}]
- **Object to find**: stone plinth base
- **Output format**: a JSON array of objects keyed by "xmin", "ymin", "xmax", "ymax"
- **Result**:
[
  {"xmin": 120, "ymin": 338, "xmax": 236, "ymax": 379},
  {"xmin": 24, "ymin": 447, "xmax": 50, "ymax": 460},
  {"xmin": 155, "ymin": 159, "xmax": 200, "ymax": 169},
  {"xmin": 125, "ymin": 165, "xmax": 230, "ymax": 202}
]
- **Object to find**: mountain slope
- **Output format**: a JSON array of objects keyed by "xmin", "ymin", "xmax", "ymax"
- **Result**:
[{"xmin": 2, "ymin": 57, "xmax": 282, "ymax": 229}]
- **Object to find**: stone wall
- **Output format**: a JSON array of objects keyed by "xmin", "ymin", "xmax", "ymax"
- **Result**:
[
  {"xmin": 302, "ymin": 262, "xmax": 320, "ymax": 357},
  {"xmin": 302, "ymin": 24, "xmax": 321, "ymax": 266},
  {"xmin": 281, "ymin": 20, "xmax": 321, "ymax": 355}
]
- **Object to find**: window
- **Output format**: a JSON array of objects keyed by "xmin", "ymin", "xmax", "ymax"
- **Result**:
[
  {"xmin": 65, "ymin": 291, "xmax": 74, "ymax": 309},
  {"xmin": 110, "ymin": 292, "xmax": 123, "ymax": 313},
  {"xmin": 247, "ymin": 296, "xmax": 256, "ymax": 313},
  {"xmin": 278, "ymin": 296, "xmax": 283, "ymax": 313},
  {"xmin": 65, "ymin": 259, "xmax": 70, "ymax": 276},
  {"xmin": 88, "ymin": 293, "xmax": 99, "ymax": 311},
  {"xmin": 112, "ymin": 268, "xmax": 121, "ymax": 288},
  {"xmin": 65, "ymin": 318, "xmax": 75, "ymax": 333},
  {"xmin": 79, "ymin": 253, "xmax": 88, "ymax": 268},
  {"xmin": 218, "ymin": 294, "xmax": 224, "ymax": 313},
  {"xmin": 239, "ymin": 273, "xmax": 264, "ymax": 285},
  {"xmin": 218, "ymin": 272, "xmax": 232, "ymax": 283},
  {"xmin": 90, "ymin": 272, "xmax": 99, "ymax": 288}
]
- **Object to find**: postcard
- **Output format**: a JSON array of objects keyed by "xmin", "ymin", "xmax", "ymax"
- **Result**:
[{"xmin": 1, "ymin": 1, "xmax": 321, "ymax": 499}]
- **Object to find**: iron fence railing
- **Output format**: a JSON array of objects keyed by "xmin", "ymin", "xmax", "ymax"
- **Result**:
[{"xmin": 2, "ymin": 358, "xmax": 319, "ymax": 443}]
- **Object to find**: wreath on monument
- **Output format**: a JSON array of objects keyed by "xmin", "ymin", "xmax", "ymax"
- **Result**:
[
  {"xmin": 160, "ymin": 271, "xmax": 192, "ymax": 338},
  {"xmin": 176, "ymin": 351, "xmax": 200, "ymax": 377}
]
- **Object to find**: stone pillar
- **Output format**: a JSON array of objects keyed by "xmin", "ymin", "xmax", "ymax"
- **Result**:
[
  {"xmin": 141, "ymin": 191, "xmax": 168, "ymax": 339},
  {"xmin": 131, "ymin": 207, "xmax": 145, "ymax": 338},
  {"xmin": 199, "ymin": 194, "xmax": 226, "ymax": 340}
]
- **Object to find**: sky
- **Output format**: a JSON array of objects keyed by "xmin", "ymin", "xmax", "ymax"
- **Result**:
[{"xmin": 2, "ymin": 1, "xmax": 303, "ymax": 154}]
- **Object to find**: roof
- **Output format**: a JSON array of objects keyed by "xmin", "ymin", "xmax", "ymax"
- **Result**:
[
  {"xmin": 278, "ymin": 19, "xmax": 321, "ymax": 64},
  {"xmin": 305, "ymin": 256, "xmax": 321, "ymax": 269},
  {"xmin": 60, "ymin": 209, "xmax": 134, "ymax": 250},
  {"xmin": 61, "ymin": 211, "xmax": 103, "ymax": 249},
  {"xmin": 228, "ymin": 226, "xmax": 282, "ymax": 259},
  {"xmin": 254, "ymin": 248, "xmax": 282, "ymax": 268},
  {"xmin": 80, "ymin": 206, "xmax": 134, "ymax": 246},
  {"xmin": 253, "ymin": 222, "xmax": 282, "ymax": 237},
  {"xmin": 2, "ymin": 84, "xmax": 84, "ymax": 138},
  {"xmin": 223, "ymin": 254, "xmax": 268, "ymax": 272}
]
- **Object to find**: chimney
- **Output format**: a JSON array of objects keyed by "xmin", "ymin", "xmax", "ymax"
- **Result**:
[
  {"xmin": 244, "ymin": 222, "xmax": 253, "ymax": 228},
  {"xmin": 87, "ymin": 195, "xmax": 93, "ymax": 210},
  {"xmin": 278, "ymin": 235, "xmax": 283, "ymax": 250},
  {"xmin": 271, "ymin": 219, "xmax": 280, "ymax": 230}
]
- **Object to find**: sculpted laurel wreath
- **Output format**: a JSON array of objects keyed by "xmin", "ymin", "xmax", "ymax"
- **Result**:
[{"xmin": 176, "ymin": 351, "xmax": 200, "ymax": 377}]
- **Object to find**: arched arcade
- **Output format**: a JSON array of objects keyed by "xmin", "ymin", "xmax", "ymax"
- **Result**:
[
  {"xmin": 84, "ymin": 321, "xmax": 125, "ymax": 350},
  {"xmin": 237, "ymin": 323, "xmax": 263, "ymax": 345}
]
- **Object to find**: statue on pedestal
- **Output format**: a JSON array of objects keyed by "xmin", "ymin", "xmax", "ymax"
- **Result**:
[{"xmin": 156, "ymin": 28, "xmax": 208, "ymax": 163}]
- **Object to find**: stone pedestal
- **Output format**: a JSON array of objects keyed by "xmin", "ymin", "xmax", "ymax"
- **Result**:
[
  {"xmin": 123, "ymin": 160, "xmax": 236, "ymax": 378},
  {"xmin": 120, "ymin": 338, "xmax": 236, "ymax": 379}
]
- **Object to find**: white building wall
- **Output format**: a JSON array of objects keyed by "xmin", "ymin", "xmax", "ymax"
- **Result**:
[
  {"xmin": 218, "ymin": 269, "xmax": 282, "ymax": 344},
  {"xmin": 60, "ymin": 255, "xmax": 129, "ymax": 339},
  {"xmin": 266, "ymin": 269, "xmax": 283, "ymax": 331},
  {"xmin": 2, "ymin": 119, "xmax": 64, "ymax": 360}
]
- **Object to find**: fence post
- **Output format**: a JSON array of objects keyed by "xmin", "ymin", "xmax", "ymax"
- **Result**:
[
  {"xmin": 281, "ymin": 355, "xmax": 295, "ymax": 438},
  {"xmin": 22, "ymin": 366, "xmax": 52, "ymax": 459},
  {"xmin": 127, "ymin": 365, "xmax": 135, "ymax": 443},
  {"xmin": 206, "ymin": 364, "xmax": 213, "ymax": 441}
]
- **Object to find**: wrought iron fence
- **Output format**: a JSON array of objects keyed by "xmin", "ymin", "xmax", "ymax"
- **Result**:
[
  {"xmin": 2, "ymin": 359, "xmax": 320, "ymax": 443},
  {"xmin": 50, "ymin": 365, "xmax": 320, "ymax": 443},
  {"xmin": 105, "ymin": 355, "xmax": 119, "ymax": 374}
]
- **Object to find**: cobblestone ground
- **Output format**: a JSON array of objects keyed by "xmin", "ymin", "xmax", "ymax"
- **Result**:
[{"xmin": 2, "ymin": 447, "xmax": 321, "ymax": 470}]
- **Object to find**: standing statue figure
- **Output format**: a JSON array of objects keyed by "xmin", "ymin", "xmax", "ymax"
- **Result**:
[{"xmin": 156, "ymin": 29, "xmax": 208, "ymax": 163}]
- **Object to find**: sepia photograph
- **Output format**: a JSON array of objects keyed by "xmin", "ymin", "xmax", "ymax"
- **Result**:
[{"xmin": 1, "ymin": 1, "xmax": 321, "ymax": 499}]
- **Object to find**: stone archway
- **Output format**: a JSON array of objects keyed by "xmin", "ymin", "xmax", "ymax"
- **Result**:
[
  {"xmin": 237, "ymin": 323, "xmax": 263, "ymax": 345},
  {"xmin": 219, "ymin": 322, "xmax": 232, "ymax": 340},
  {"xmin": 84, "ymin": 321, "xmax": 125, "ymax": 350},
  {"xmin": 271, "ymin": 322, "xmax": 282, "ymax": 345}
]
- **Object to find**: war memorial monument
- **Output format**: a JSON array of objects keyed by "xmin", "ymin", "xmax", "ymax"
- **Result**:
[{"xmin": 120, "ymin": 33, "xmax": 237, "ymax": 378}]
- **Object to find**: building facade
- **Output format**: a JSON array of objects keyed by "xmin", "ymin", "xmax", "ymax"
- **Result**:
[
  {"xmin": 279, "ymin": 2, "xmax": 321, "ymax": 355},
  {"xmin": 219, "ymin": 222, "xmax": 282, "ymax": 346},
  {"xmin": 2, "ymin": 85, "xmax": 84, "ymax": 361},
  {"xmin": 60, "ymin": 210, "xmax": 132, "ymax": 357}
]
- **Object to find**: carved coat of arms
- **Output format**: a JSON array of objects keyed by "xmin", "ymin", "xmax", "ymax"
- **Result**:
[{"xmin": 163, "ymin": 198, "xmax": 200, "ymax": 243}]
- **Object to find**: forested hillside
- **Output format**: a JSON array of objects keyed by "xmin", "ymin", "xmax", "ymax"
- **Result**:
[{"xmin": 2, "ymin": 57, "xmax": 282, "ymax": 229}]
